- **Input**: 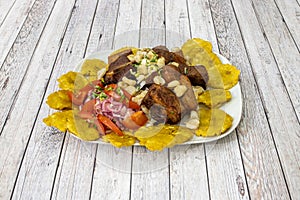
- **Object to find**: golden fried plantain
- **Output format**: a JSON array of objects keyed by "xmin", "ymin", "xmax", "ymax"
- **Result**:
[
  {"xmin": 102, "ymin": 132, "xmax": 136, "ymax": 148},
  {"xmin": 80, "ymin": 59, "xmax": 108, "ymax": 81},
  {"xmin": 207, "ymin": 64, "xmax": 240, "ymax": 89},
  {"xmin": 57, "ymin": 71, "xmax": 88, "ymax": 91},
  {"xmin": 43, "ymin": 110, "xmax": 73, "ymax": 133},
  {"xmin": 46, "ymin": 90, "xmax": 72, "ymax": 110},
  {"xmin": 181, "ymin": 38, "xmax": 222, "ymax": 68},
  {"xmin": 135, "ymin": 125, "xmax": 193, "ymax": 151},
  {"xmin": 43, "ymin": 110, "xmax": 100, "ymax": 141},
  {"xmin": 197, "ymin": 89, "xmax": 232, "ymax": 108},
  {"xmin": 195, "ymin": 108, "xmax": 233, "ymax": 137}
]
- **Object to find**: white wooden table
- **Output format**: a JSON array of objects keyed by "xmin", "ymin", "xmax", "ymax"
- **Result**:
[{"xmin": 0, "ymin": 0, "xmax": 299, "ymax": 199}]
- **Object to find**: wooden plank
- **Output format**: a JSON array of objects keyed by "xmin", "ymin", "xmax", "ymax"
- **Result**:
[
  {"xmin": 0, "ymin": 0, "xmax": 57, "ymax": 133},
  {"xmin": 0, "ymin": 0, "xmax": 36, "ymax": 67},
  {"xmin": 230, "ymin": 0, "xmax": 300, "ymax": 198},
  {"xmin": 273, "ymin": 0, "xmax": 300, "ymax": 50},
  {"xmin": 0, "ymin": 0, "xmax": 17, "ymax": 25},
  {"xmin": 209, "ymin": 0, "xmax": 291, "ymax": 198},
  {"xmin": 43, "ymin": 1, "xmax": 100, "ymax": 199},
  {"xmin": 250, "ymin": 0, "xmax": 300, "ymax": 120},
  {"xmin": 166, "ymin": 0, "xmax": 249, "ymax": 199},
  {"xmin": 186, "ymin": 0, "xmax": 250, "ymax": 199},
  {"xmin": 0, "ymin": 1, "xmax": 72, "ymax": 199},
  {"xmin": 164, "ymin": 0, "xmax": 209, "ymax": 199},
  {"xmin": 187, "ymin": 0, "xmax": 218, "ymax": 49},
  {"xmin": 88, "ymin": 0, "xmax": 133, "ymax": 199},
  {"xmin": 130, "ymin": 0, "xmax": 169, "ymax": 199},
  {"xmin": 85, "ymin": 0, "xmax": 120, "ymax": 55}
]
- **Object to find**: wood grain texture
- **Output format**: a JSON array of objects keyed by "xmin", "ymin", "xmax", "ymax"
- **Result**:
[
  {"xmin": 0, "ymin": 0, "xmax": 17, "ymax": 25},
  {"xmin": 0, "ymin": 0, "xmax": 35, "ymax": 67},
  {"xmin": 273, "ymin": 0, "xmax": 300, "ymax": 50},
  {"xmin": 48, "ymin": 1, "xmax": 100, "ymax": 199},
  {"xmin": 130, "ymin": 0, "xmax": 170, "ymax": 199},
  {"xmin": 85, "ymin": 0, "xmax": 120, "ymax": 55},
  {"xmin": 0, "ymin": 1, "xmax": 63, "ymax": 199},
  {"xmin": 187, "ymin": 0, "xmax": 218, "ymax": 49},
  {"xmin": 0, "ymin": 0, "xmax": 57, "ymax": 133},
  {"xmin": 187, "ymin": 0, "xmax": 249, "ymax": 199},
  {"xmin": 2, "ymin": 0, "xmax": 77, "ymax": 199},
  {"xmin": 209, "ymin": 0, "xmax": 291, "ymax": 199},
  {"xmin": 113, "ymin": 0, "xmax": 141, "ymax": 49},
  {"xmin": 249, "ymin": 0, "xmax": 300, "ymax": 121},
  {"xmin": 231, "ymin": 0, "xmax": 300, "ymax": 198},
  {"xmin": 165, "ymin": 0, "xmax": 209, "ymax": 199},
  {"xmin": 88, "ymin": 0, "xmax": 133, "ymax": 199}
]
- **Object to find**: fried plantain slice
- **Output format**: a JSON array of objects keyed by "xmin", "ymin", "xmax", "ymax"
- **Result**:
[
  {"xmin": 135, "ymin": 125, "xmax": 193, "ymax": 151},
  {"xmin": 43, "ymin": 110, "xmax": 74, "ymax": 133},
  {"xmin": 57, "ymin": 71, "xmax": 88, "ymax": 91},
  {"xmin": 80, "ymin": 59, "xmax": 108, "ymax": 81},
  {"xmin": 195, "ymin": 108, "xmax": 233, "ymax": 137},
  {"xmin": 197, "ymin": 89, "xmax": 232, "ymax": 108},
  {"xmin": 181, "ymin": 38, "xmax": 222, "ymax": 68},
  {"xmin": 102, "ymin": 132, "xmax": 136, "ymax": 148},
  {"xmin": 71, "ymin": 116, "xmax": 100, "ymax": 141},
  {"xmin": 207, "ymin": 64, "xmax": 240, "ymax": 89},
  {"xmin": 46, "ymin": 90, "xmax": 72, "ymax": 110},
  {"xmin": 166, "ymin": 126, "xmax": 194, "ymax": 148},
  {"xmin": 43, "ymin": 110, "xmax": 100, "ymax": 141}
]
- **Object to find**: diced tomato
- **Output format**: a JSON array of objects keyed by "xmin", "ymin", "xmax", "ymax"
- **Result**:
[
  {"xmin": 67, "ymin": 80, "xmax": 103, "ymax": 105},
  {"xmin": 121, "ymin": 111, "xmax": 148, "ymax": 130},
  {"xmin": 120, "ymin": 88, "xmax": 140, "ymax": 110},
  {"xmin": 90, "ymin": 80, "xmax": 104, "ymax": 88},
  {"xmin": 80, "ymin": 99, "xmax": 96, "ymax": 113},
  {"xmin": 78, "ymin": 111, "xmax": 94, "ymax": 119},
  {"xmin": 98, "ymin": 114, "xmax": 123, "ymax": 136},
  {"xmin": 78, "ymin": 99, "xmax": 96, "ymax": 119},
  {"xmin": 104, "ymin": 84, "xmax": 117, "ymax": 97},
  {"xmin": 67, "ymin": 91, "xmax": 88, "ymax": 106},
  {"xmin": 128, "ymin": 100, "xmax": 140, "ymax": 110},
  {"xmin": 131, "ymin": 111, "xmax": 148, "ymax": 126},
  {"xmin": 121, "ymin": 117, "xmax": 140, "ymax": 130},
  {"xmin": 121, "ymin": 88, "xmax": 132, "ymax": 99},
  {"xmin": 94, "ymin": 119, "xmax": 106, "ymax": 135}
]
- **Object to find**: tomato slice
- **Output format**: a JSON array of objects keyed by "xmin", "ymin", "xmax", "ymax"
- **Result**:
[
  {"xmin": 128, "ymin": 100, "xmax": 140, "ymax": 110},
  {"xmin": 68, "ymin": 80, "xmax": 104, "ymax": 105},
  {"xmin": 131, "ymin": 111, "xmax": 148, "ymax": 126},
  {"xmin": 81, "ymin": 99, "xmax": 96, "ymax": 113},
  {"xmin": 67, "ymin": 91, "xmax": 88, "ymax": 106},
  {"xmin": 94, "ymin": 119, "xmax": 106, "ymax": 135},
  {"xmin": 121, "ymin": 117, "xmax": 141, "ymax": 130},
  {"xmin": 98, "ymin": 114, "xmax": 123, "ymax": 136},
  {"xmin": 104, "ymin": 84, "xmax": 117, "ymax": 97}
]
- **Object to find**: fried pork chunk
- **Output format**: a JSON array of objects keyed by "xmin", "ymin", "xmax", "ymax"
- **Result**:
[
  {"xmin": 141, "ymin": 84, "xmax": 181, "ymax": 124},
  {"xmin": 152, "ymin": 45, "xmax": 209, "ymax": 88}
]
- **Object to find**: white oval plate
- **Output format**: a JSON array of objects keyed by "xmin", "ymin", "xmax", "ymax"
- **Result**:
[{"xmin": 73, "ymin": 50, "xmax": 242, "ymax": 145}]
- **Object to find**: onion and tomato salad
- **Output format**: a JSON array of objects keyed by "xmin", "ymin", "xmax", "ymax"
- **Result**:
[{"xmin": 67, "ymin": 79, "xmax": 148, "ymax": 136}]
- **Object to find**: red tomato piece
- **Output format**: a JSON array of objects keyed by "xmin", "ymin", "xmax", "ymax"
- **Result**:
[
  {"xmin": 131, "ymin": 111, "xmax": 148, "ymax": 126},
  {"xmin": 98, "ymin": 114, "xmax": 123, "ymax": 136}
]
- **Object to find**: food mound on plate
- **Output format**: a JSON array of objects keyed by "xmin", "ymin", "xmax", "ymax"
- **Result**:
[{"xmin": 43, "ymin": 38, "xmax": 240, "ymax": 151}]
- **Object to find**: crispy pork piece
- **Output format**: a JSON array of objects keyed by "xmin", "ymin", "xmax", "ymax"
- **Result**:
[
  {"xmin": 107, "ymin": 49, "xmax": 133, "ymax": 72},
  {"xmin": 179, "ymin": 75, "xmax": 198, "ymax": 111},
  {"xmin": 104, "ymin": 49, "xmax": 136, "ymax": 84},
  {"xmin": 178, "ymin": 65, "xmax": 209, "ymax": 89},
  {"xmin": 152, "ymin": 46, "xmax": 173, "ymax": 63},
  {"xmin": 153, "ymin": 45, "xmax": 208, "ymax": 88},
  {"xmin": 161, "ymin": 64, "xmax": 181, "ymax": 81},
  {"xmin": 104, "ymin": 64, "xmax": 136, "ymax": 84},
  {"xmin": 141, "ymin": 84, "xmax": 181, "ymax": 124}
]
